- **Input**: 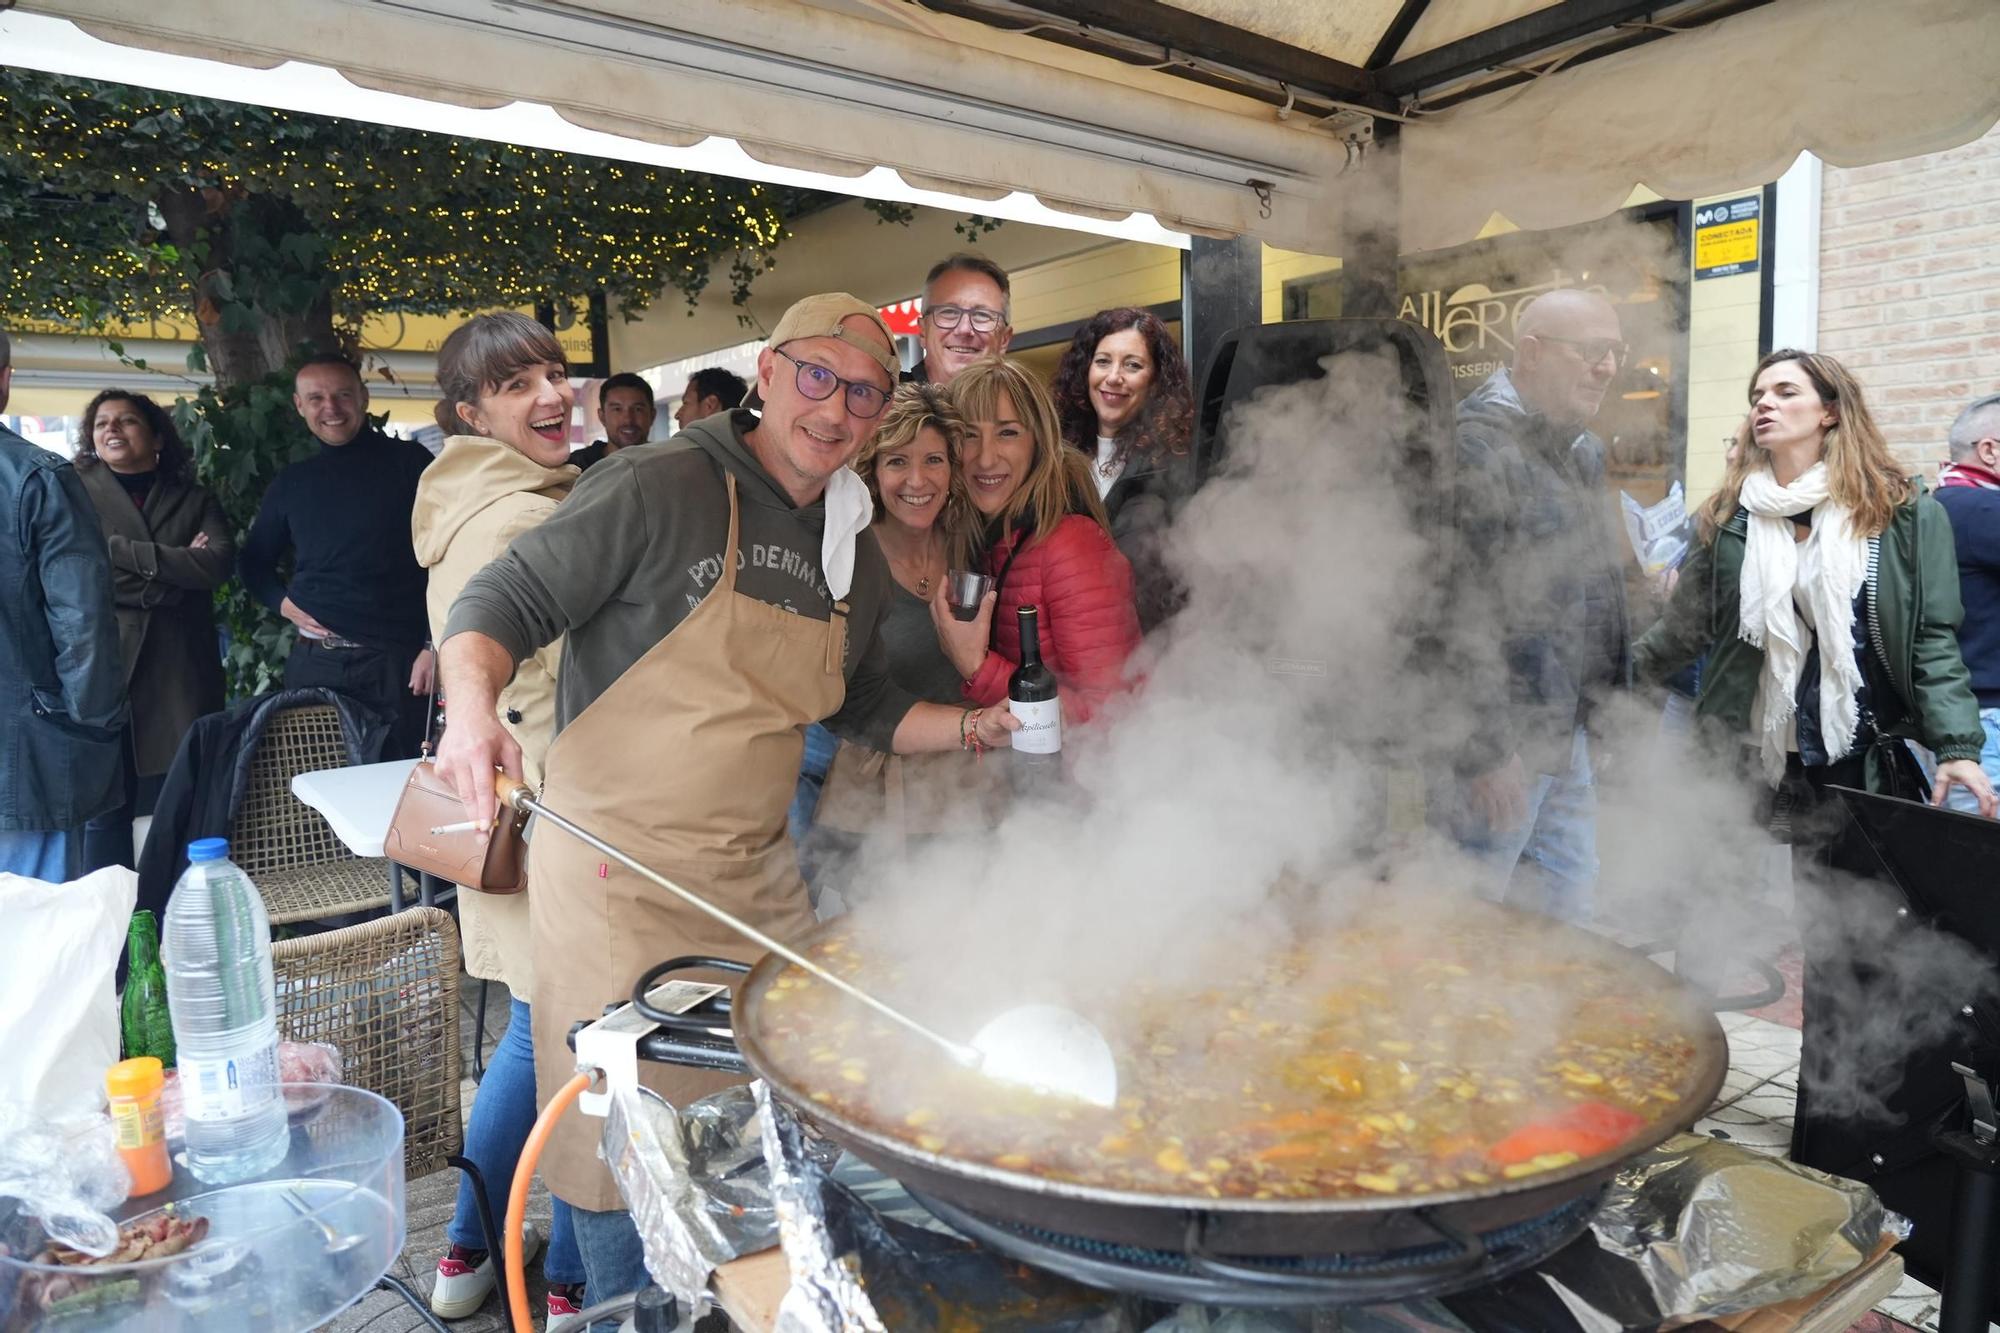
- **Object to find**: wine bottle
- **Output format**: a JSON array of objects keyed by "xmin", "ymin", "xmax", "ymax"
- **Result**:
[{"xmin": 1008, "ymin": 606, "xmax": 1062, "ymax": 777}]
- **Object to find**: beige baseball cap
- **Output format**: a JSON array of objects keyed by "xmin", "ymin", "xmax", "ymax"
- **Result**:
[{"xmin": 768, "ymin": 293, "xmax": 899, "ymax": 381}]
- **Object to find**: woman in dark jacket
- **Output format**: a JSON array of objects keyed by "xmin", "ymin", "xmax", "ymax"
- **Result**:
[
  {"xmin": 1633, "ymin": 349, "xmax": 1992, "ymax": 1181},
  {"xmin": 73, "ymin": 389, "xmax": 233, "ymax": 870},
  {"xmin": 1050, "ymin": 307, "xmax": 1193, "ymax": 629}
]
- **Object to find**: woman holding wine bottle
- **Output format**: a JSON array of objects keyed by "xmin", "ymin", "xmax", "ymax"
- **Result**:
[{"xmin": 932, "ymin": 359, "xmax": 1141, "ymax": 725}]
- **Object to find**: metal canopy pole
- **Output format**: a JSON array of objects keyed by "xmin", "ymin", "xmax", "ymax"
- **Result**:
[{"xmin": 1182, "ymin": 235, "xmax": 1262, "ymax": 386}]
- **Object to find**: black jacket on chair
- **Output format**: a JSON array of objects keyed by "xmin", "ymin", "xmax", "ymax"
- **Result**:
[
  {"xmin": 136, "ymin": 687, "xmax": 390, "ymax": 919},
  {"xmin": 0, "ymin": 425, "xmax": 125, "ymax": 832}
]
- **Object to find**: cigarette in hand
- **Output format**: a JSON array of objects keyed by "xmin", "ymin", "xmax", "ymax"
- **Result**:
[{"xmin": 429, "ymin": 820, "xmax": 483, "ymax": 836}]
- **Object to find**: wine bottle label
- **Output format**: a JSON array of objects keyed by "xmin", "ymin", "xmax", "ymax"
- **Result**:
[
  {"xmin": 1008, "ymin": 697, "xmax": 1062, "ymax": 754},
  {"xmin": 180, "ymin": 1047, "xmax": 279, "ymax": 1122}
]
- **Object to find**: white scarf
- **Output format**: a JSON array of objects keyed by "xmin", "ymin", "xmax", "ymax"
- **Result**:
[
  {"xmin": 1737, "ymin": 462, "xmax": 1869, "ymax": 784},
  {"xmin": 819, "ymin": 466, "xmax": 875, "ymax": 601}
]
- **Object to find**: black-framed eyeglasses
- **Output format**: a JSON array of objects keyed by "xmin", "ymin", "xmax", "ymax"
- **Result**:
[
  {"xmin": 924, "ymin": 304, "xmax": 1006, "ymax": 333},
  {"xmin": 1534, "ymin": 335, "xmax": 1631, "ymax": 368},
  {"xmin": 773, "ymin": 347, "xmax": 889, "ymax": 420}
]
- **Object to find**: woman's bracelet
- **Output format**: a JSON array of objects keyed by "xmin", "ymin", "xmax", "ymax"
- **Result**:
[{"xmin": 960, "ymin": 708, "xmax": 985, "ymax": 758}]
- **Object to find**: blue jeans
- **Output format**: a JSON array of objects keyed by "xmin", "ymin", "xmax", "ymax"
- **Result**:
[
  {"xmin": 450, "ymin": 998, "xmax": 583, "ymax": 1284},
  {"xmin": 1944, "ymin": 707, "xmax": 2000, "ymax": 816},
  {"xmin": 1455, "ymin": 725, "xmax": 1598, "ymax": 924},
  {"xmin": 0, "ymin": 829, "xmax": 70, "ymax": 881},
  {"xmin": 567, "ymin": 1205, "xmax": 649, "ymax": 1331},
  {"xmin": 788, "ymin": 723, "xmax": 839, "ymax": 845}
]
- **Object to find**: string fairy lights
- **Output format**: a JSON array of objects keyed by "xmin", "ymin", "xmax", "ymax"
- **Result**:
[{"xmin": 0, "ymin": 71, "xmax": 793, "ymax": 334}]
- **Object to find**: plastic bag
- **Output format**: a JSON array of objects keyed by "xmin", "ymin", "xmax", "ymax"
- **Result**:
[
  {"xmin": 0, "ymin": 1104, "xmax": 131, "ymax": 1257},
  {"xmin": 157, "ymin": 1041, "xmax": 343, "ymax": 1141},
  {"xmin": 0, "ymin": 868, "xmax": 138, "ymax": 1120},
  {"xmin": 1621, "ymin": 482, "xmax": 1692, "ymax": 577}
]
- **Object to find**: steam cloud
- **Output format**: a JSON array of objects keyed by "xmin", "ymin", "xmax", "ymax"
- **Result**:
[{"xmin": 829, "ymin": 216, "xmax": 1995, "ymax": 1135}]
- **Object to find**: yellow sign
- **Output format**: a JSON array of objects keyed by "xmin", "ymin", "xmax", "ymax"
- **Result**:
[
  {"xmin": 1695, "ymin": 223, "xmax": 1757, "ymax": 270},
  {"xmin": 1693, "ymin": 196, "xmax": 1761, "ymax": 279}
]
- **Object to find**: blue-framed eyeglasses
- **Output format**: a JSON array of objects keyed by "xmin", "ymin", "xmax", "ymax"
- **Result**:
[{"xmin": 773, "ymin": 347, "xmax": 890, "ymax": 419}]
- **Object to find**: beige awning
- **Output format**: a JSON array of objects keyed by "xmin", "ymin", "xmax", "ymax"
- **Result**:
[
  {"xmin": 1394, "ymin": 0, "xmax": 2000, "ymax": 252},
  {"xmin": 9, "ymin": 0, "xmax": 2000, "ymax": 253}
]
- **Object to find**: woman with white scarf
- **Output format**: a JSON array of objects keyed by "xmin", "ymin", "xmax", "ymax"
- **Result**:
[
  {"xmin": 1633, "ymin": 348, "xmax": 1993, "ymax": 1187},
  {"xmin": 1636, "ymin": 348, "xmax": 1993, "ymax": 814}
]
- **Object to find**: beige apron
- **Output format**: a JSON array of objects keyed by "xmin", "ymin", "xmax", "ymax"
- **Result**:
[{"xmin": 530, "ymin": 475, "xmax": 846, "ymax": 1210}]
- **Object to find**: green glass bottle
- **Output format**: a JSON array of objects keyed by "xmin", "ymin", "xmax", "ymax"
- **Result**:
[{"xmin": 121, "ymin": 911, "xmax": 176, "ymax": 1067}]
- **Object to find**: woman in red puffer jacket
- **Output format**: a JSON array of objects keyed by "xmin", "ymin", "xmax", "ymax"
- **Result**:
[{"xmin": 931, "ymin": 359, "xmax": 1141, "ymax": 723}]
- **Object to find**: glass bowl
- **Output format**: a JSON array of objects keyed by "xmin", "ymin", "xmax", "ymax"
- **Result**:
[{"xmin": 0, "ymin": 1085, "xmax": 404, "ymax": 1332}]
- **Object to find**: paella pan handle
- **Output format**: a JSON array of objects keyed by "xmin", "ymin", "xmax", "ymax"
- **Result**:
[
  {"xmin": 631, "ymin": 955, "xmax": 746, "ymax": 1034},
  {"xmin": 1180, "ymin": 1206, "xmax": 1488, "ymax": 1296}
]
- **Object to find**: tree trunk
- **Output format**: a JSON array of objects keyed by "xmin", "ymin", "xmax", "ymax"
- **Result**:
[{"xmin": 157, "ymin": 187, "xmax": 341, "ymax": 389}]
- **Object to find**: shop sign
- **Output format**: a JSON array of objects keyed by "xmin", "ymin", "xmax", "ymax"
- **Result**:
[
  {"xmin": 1394, "ymin": 209, "xmax": 1684, "ymax": 392},
  {"xmin": 878, "ymin": 299, "xmax": 923, "ymax": 336},
  {"xmin": 1693, "ymin": 195, "xmax": 1760, "ymax": 279}
]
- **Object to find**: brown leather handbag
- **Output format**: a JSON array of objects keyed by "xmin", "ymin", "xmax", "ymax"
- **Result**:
[{"xmin": 384, "ymin": 758, "xmax": 530, "ymax": 894}]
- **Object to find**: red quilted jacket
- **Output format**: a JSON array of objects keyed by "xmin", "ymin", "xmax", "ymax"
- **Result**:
[{"xmin": 964, "ymin": 514, "xmax": 1141, "ymax": 722}]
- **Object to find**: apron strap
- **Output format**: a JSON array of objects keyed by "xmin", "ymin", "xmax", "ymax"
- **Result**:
[
  {"xmin": 826, "ymin": 600, "xmax": 848, "ymax": 675},
  {"xmin": 719, "ymin": 473, "xmax": 743, "ymax": 595}
]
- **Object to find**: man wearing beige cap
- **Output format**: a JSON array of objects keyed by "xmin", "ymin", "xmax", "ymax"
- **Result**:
[{"xmin": 434, "ymin": 293, "xmax": 1016, "ymax": 1307}]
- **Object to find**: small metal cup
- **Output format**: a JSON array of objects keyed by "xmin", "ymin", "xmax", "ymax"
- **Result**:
[{"xmin": 945, "ymin": 569, "xmax": 995, "ymax": 621}]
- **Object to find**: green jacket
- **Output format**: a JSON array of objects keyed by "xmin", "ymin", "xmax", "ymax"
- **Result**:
[{"xmin": 1633, "ymin": 486, "xmax": 1985, "ymax": 784}]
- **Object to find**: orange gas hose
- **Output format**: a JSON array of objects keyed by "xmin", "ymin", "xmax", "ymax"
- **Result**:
[{"xmin": 508, "ymin": 1070, "xmax": 593, "ymax": 1333}]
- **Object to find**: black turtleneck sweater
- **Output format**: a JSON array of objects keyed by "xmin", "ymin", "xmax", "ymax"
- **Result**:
[{"xmin": 240, "ymin": 426, "xmax": 433, "ymax": 649}]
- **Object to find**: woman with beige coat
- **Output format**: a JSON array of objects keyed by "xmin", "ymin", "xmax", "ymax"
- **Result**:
[{"xmin": 410, "ymin": 313, "xmax": 586, "ymax": 1323}]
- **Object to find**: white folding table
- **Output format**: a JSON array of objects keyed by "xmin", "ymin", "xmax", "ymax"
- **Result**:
[{"xmin": 288, "ymin": 758, "xmax": 443, "ymax": 912}]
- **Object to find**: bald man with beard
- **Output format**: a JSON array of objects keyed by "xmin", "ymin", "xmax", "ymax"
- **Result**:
[{"xmin": 1442, "ymin": 289, "xmax": 1633, "ymax": 924}]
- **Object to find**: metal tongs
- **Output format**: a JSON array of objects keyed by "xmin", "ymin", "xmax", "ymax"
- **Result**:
[{"xmin": 495, "ymin": 774, "xmax": 1119, "ymax": 1107}]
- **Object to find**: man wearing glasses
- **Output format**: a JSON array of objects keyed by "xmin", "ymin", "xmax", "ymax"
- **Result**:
[
  {"xmin": 908, "ymin": 252, "xmax": 1013, "ymax": 385},
  {"xmin": 1442, "ymin": 288, "xmax": 1632, "ymax": 925},
  {"xmin": 432, "ymin": 293, "xmax": 1017, "ymax": 1310}
]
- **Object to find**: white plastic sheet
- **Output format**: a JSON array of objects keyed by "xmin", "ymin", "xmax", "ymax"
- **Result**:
[{"xmin": 0, "ymin": 867, "xmax": 138, "ymax": 1120}]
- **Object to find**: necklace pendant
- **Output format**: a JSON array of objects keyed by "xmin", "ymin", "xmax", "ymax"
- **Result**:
[{"xmin": 917, "ymin": 575, "xmax": 931, "ymax": 596}]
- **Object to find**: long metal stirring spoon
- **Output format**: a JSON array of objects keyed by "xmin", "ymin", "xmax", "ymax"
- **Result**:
[{"xmin": 494, "ymin": 774, "xmax": 1119, "ymax": 1107}]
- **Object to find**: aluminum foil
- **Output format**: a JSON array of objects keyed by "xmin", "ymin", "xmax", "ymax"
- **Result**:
[
  {"xmin": 1587, "ymin": 1132, "xmax": 1907, "ymax": 1319},
  {"xmin": 603, "ymin": 1081, "xmax": 795, "ymax": 1312},
  {"xmin": 1447, "ymin": 1133, "xmax": 1907, "ymax": 1332}
]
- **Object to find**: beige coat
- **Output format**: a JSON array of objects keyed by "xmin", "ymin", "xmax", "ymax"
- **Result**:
[{"xmin": 411, "ymin": 435, "xmax": 576, "ymax": 989}]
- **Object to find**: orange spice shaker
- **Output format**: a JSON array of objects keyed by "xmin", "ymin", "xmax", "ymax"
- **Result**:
[{"xmin": 107, "ymin": 1056, "xmax": 173, "ymax": 1196}]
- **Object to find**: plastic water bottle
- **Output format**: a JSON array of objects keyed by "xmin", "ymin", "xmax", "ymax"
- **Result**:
[{"xmin": 162, "ymin": 838, "xmax": 289, "ymax": 1183}]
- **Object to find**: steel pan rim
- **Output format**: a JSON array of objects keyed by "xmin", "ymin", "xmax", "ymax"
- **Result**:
[{"xmin": 734, "ymin": 906, "xmax": 1730, "ymax": 1222}]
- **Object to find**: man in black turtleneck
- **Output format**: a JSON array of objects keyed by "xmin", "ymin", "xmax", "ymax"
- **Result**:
[{"xmin": 240, "ymin": 354, "xmax": 434, "ymax": 755}]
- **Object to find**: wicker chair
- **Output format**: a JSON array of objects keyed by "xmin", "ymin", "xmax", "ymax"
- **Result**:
[
  {"xmin": 272, "ymin": 908, "xmax": 501, "ymax": 1328},
  {"xmin": 232, "ymin": 702, "xmax": 395, "ymax": 926}
]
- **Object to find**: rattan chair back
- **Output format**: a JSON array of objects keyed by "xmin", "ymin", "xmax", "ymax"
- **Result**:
[
  {"xmin": 272, "ymin": 907, "xmax": 463, "ymax": 1181},
  {"xmin": 231, "ymin": 703, "xmax": 359, "ymax": 876}
]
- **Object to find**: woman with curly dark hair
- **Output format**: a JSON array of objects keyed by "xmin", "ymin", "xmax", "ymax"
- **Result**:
[
  {"xmin": 1050, "ymin": 307, "xmax": 1193, "ymax": 628},
  {"xmin": 72, "ymin": 389, "xmax": 233, "ymax": 870}
]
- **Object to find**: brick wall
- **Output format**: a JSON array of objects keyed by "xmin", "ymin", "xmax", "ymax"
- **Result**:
[{"xmin": 1819, "ymin": 126, "xmax": 2000, "ymax": 473}]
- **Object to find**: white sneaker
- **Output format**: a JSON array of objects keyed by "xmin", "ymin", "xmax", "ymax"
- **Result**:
[
  {"xmin": 544, "ymin": 1280, "xmax": 587, "ymax": 1333},
  {"xmin": 429, "ymin": 1221, "xmax": 542, "ymax": 1319}
]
